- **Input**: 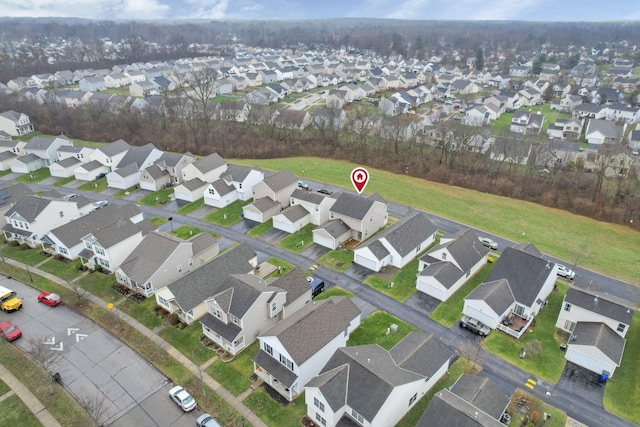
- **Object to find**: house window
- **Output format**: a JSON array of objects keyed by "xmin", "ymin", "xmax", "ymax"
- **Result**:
[
  {"xmin": 564, "ymin": 303, "xmax": 571, "ymax": 312},
  {"xmin": 59, "ymin": 247, "xmax": 68, "ymax": 255},
  {"xmin": 264, "ymin": 343, "xmax": 273, "ymax": 356},
  {"xmin": 564, "ymin": 320, "xmax": 576, "ymax": 332},
  {"xmin": 466, "ymin": 270, "xmax": 471, "ymax": 277},
  {"xmin": 409, "ymin": 393, "xmax": 417, "ymax": 406},
  {"xmin": 231, "ymin": 315, "xmax": 239, "ymax": 324},
  {"xmin": 158, "ymin": 296, "xmax": 169, "ymax": 306},
  {"xmin": 177, "ymin": 264, "xmax": 183, "ymax": 273},
  {"xmin": 99, "ymin": 258, "xmax": 110, "ymax": 268},
  {"xmin": 514, "ymin": 305, "xmax": 525, "ymax": 316},
  {"xmin": 314, "ymin": 397, "xmax": 325, "ymax": 412},
  {"xmin": 85, "ymin": 241, "xmax": 92, "ymax": 249},
  {"xmin": 442, "ymin": 253, "xmax": 447, "ymax": 260},
  {"xmin": 315, "ymin": 413, "xmax": 326, "ymax": 426},
  {"xmin": 617, "ymin": 323, "xmax": 626, "ymax": 333},
  {"xmin": 344, "ymin": 328, "xmax": 348, "ymax": 337},
  {"xmin": 59, "ymin": 211, "xmax": 64, "ymax": 217},
  {"xmin": 271, "ymin": 301, "xmax": 277, "ymax": 312},
  {"xmin": 188, "ymin": 259, "xmax": 193, "ymax": 267},
  {"xmin": 279, "ymin": 354, "xmax": 294, "ymax": 370},
  {"xmin": 95, "ymin": 247, "xmax": 105, "ymax": 256},
  {"xmin": 351, "ymin": 409, "xmax": 364, "ymax": 424},
  {"xmin": 208, "ymin": 188, "xmax": 215, "ymax": 195},
  {"xmin": 211, "ymin": 307, "xmax": 222, "ymax": 319}
]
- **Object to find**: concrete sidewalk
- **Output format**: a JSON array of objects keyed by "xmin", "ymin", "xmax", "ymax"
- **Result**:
[
  {"xmin": 0, "ymin": 364, "xmax": 61, "ymax": 427},
  {"xmin": 4, "ymin": 258, "xmax": 266, "ymax": 427}
]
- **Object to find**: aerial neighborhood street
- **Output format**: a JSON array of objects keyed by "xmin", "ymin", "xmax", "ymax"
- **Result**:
[{"xmin": 1, "ymin": 10, "xmax": 640, "ymax": 427}]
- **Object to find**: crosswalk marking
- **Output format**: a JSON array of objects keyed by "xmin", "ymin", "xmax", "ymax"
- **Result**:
[
  {"xmin": 309, "ymin": 265, "xmax": 318, "ymax": 271},
  {"xmin": 525, "ymin": 378, "xmax": 537, "ymax": 389}
]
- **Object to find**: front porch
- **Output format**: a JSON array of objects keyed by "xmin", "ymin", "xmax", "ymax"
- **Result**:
[{"xmin": 253, "ymin": 350, "xmax": 300, "ymax": 402}]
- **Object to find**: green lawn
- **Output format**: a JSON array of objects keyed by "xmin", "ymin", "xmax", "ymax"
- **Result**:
[
  {"xmin": 159, "ymin": 322, "xmax": 216, "ymax": 366},
  {"xmin": 604, "ymin": 311, "xmax": 640, "ymax": 424},
  {"xmin": 138, "ymin": 188, "xmax": 174, "ymax": 207},
  {"xmin": 247, "ymin": 219, "xmax": 274, "ymax": 237},
  {"xmin": 205, "ymin": 341, "xmax": 259, "ymax": 396},
  {"xmin": 170, "ymin": 225, "xmax": 217, "ymax": 240},
  {"xmin": 278, "ymin": 224, "xmax": 314, "ymax": 252},
  {"xmin": 314, "ymin": 286, "xmax": 353, "ymax": 300},
  {"xmin": 0, "ymin": 378, "xmax": 10, "ymax": 395},
  {"xmin": 177, "ymin": 198, "xmax": 205, "ymax": 214},
  {"xmin": 262, "ymin": 257, "xmax": 296, "ymax": 280},
  {"xmin": 113, "ymin": 185, "xmax": 140, "ymax": 198},
  {"xmin": 203, "ymin": 200, "xmax": 250, "ymax": 227},
  {"xmin": 230, "ymin": 157, "xmax": 640, "ymax": 283},
  {"xmin": 150, "ymin": 216, "xmax": 168, "ymax": 226},
  {"xmin": 317, "ymin": 249, "xmax": 353, "ymax": 272},
  {"xmin": 0, "ymin": 170, "xmax": 10, "ymax": 178},
  {"xmin": 0, "ymin": 394, "xmax": 42, "ymax": 427},
  {"xmin": 118, "ymin": 297, "xmax": 163, "ymax": 330},
  {"xmin": 77, "ymin": 177, "xmax": 107, "ymax": 192},
  {"xmin": 348, "ymin": 310, "xmax": 420, "ymax": 350},
  {"xmin": 74, "ymin": 272, "xmax": 122, "ymax": 303},
  {"xmin": 243, "ymin": 388, "xmax": 307, "ymax": 427},
  {"xmin": 0, "ymin": 244, "xmax": 49, "ymax": 266},
  {"xmin": 430, "ymin": 263, "xmax": 495, "ymax": 327},
  {"xmin": 483, "ymin": 283, "xmax": 568, "ymax": 383},
  {"xmin": 13, "ymin": 168, "xmax": 50, "ymax": 183},
  {"xmin": 363, "ymin": 258, "xmax": 421, "ymax": 302},
  {"xmin": 38, "ymin": 257, "xmax": 83, "ymax": 281},
  {"xmin": 52, "ymin": 176, "xmax": 76, "ymax": 187}
]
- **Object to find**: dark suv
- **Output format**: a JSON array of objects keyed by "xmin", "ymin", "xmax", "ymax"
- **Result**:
[{"xmin": 459, "ymin": 316, "xmax": 491, "ymax": 336}]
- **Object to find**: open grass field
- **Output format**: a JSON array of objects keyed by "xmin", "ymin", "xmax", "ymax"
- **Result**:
[
  {"xmin": 231, "ymin": 157, "xmax": 640, "ymax": 283},
  {"xmin": 363, "ymin": 258, "xmax": 420, "ymax": 302},
  {"xmin": 317, "ymin": 249, "xmax": 353, "ymax": 272},
  {"xmin": 348, "ymin": 310, "xmax": 420, "ymax": 350},
  {"xmin": 604, "ymin": 311, "xmax": 640, "ymax": 424}
]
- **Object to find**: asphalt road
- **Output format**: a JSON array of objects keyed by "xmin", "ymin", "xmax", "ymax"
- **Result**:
[
  {"xmin": 2, "ymin": 275, "xmax": 203, "ymax": 426},
  {"xmin": 21, "ymin": 179, "xmax": 640, "ymax": 427}
]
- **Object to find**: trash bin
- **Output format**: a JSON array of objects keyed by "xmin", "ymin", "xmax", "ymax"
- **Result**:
[
  {"xmin": 559, "ymin": 343, "xmax": 567, "ymax": 351},
  {"xmin": 52, "ymin": 372, "xmax": 61, "ymax": 383}
]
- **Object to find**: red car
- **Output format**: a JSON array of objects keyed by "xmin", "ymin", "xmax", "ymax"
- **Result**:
[
  {"xmin": 0, "ymin": 321, "xmax": 22, "ymax": 341},
  {"xmin": 37, "ymin": 292, "xmax": 61, "ymax": 307}
]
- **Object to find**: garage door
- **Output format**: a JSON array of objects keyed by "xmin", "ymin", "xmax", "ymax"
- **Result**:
[
  {"xmin": 354, "ymin": 252, "xmax": 379, "ymax": 271},
  {"xmin": 463, "ymin": 305, "xmax": 496, "ymax": 329},
  {"xmin": 273, "ymin": 218, "xmax": 293, "ymax": 233},
  {"xmin": 416, "ymin": 279, "xmax": 445, "ymax": 301},
  {"xmin": 313, "ymin": 232, "xmax": 335, "ymax": 249},
  {"xmin": 566, "ymin": 348, "xmax": 612, "ymax": 376}
]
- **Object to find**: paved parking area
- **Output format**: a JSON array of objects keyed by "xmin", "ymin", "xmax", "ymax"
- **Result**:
[
  {"xmin": 4, "ymin": 276, "xmax": 198, "ymax": 426},
  {"xmin": 554, "ymin": 362, "xmax": 605, "ymax": 407}
]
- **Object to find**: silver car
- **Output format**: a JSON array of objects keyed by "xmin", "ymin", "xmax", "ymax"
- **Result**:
[
  {"xmin": 169, "ymin": 385, "xmax": 197, "ymax": 412},
  {"xmin": 196, "ymin": 413, "xmax": 221, "ymax": 427},
  {"xmin": 459, "ymin": 316, "xmax": 491, "ymax": 336},
  {"xmin": 556, "ymin": 264, "xmax": 575, "ymax": 280}
]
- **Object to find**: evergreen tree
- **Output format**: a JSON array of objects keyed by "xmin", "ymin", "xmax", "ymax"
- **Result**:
[{"xmin": 475, "ymin": 48, "xmax": 484, "ymax": 71}]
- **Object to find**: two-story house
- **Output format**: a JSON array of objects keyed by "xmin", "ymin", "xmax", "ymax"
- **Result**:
[
  {"xmin": 243, "ymin": 169, "xmax": 298, "ymax": 223},
  {"xmin": 139, "ymin": 152, "xmax": 195, "ymax": 191},
  {"xmin": 510, "ymin": 111, "xmax": 544, "ymax": 135},
  {"xmin": 416, "ymin": 229, "xmax": 489, "ymax": 302},
  {"xmin": 155, "ymin": 243, "xmax": 257, "ymax": 325},
  {"xmin": 313, "ymin": 193, "xmax": 388, "ymax": 249},
  {"xmin": 353, "ymin": 212, "xmax": 437, "ymax": 272},
  {"xmin": 0, "ymin": 110, "xmax": 34, "ymax": 136},
  {"xmin": 253, "ymin": 296, "xmax": 361, "ymax": 402},
  {"xmin": 89, "ymin": 139, "xmax": 131, "ymax": 172},
  {"xmin": 203, "ymin": 165, "xmax": 264, "ymax": 208},
  {"xmin": 106, "ymin": 143, "xmax": 164, "ymax": 189},
  {"xmin": 115, "ymin": 231, "xmax": 218, "ymax": 297},
  {"xmin": 200, "ymin": 268, "xmax": 311, "ymax": 355},
  {"xmin": 23, "ymin": 134, "xmax": 74, "ymax": 167}
]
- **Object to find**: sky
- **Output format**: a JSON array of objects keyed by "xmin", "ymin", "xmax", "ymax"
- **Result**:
[{"xmin": 1, "ymin": 0, "xmax": 640, "ymax": 22}]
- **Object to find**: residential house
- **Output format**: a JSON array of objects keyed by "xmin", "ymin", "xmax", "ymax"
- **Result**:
[
  {"xmin": 79, "ymin": 215, "xmax": 156, "ymax": 272},
  {"xmin": 585, "ymin": 119, "xmax": 625, "ymax": 145},
  {"xmin": 49, "ymin": 157, "xmax": 82, "ymax": 178},
  {"xmin": 244, "ymin": 88, "xmax": 279, "ymax": 105},
  {"xmin": 490, "ymin": 137, "xmax": 532, "ymax": 166},
  {"xmin": 546, "ymin": 117, "xmax": 584, "ymax": 141},
  {"xmin": 243, "ymin": 169, "xmax": 298, "ymax": 223},
  {"xmin": 287, "ymin": 189, "xmax": 337, "ymax": 226},
  {"xmin": 43, "ymin": 203, "xmax": 143, "ymax": 260},
  {"xmin": 78, "ymin": 76, "xmax": 106, "ymax": 92},
  {"xmin": 174, "ymin": 178, "xmax": 208, "ymax": 203},
  {"xmin": 57, "ymin": 144, "xmax": 93, "ymax": 163},
  {"xmin": 463, "ymin": 244, "xmax": 558, "ymax": 338},
  {"xmin": 326, "ymin": 91, "xmax": 346, "ymax": 109},
  {"xmin": 139, "ymin": 152, "xmax": 194, "ymax": 191},
  {"xmin": 313, "ymin": 193, "xmax": 388, "ymax": 249},
  {"xmin": 203, "ymin": 165, "xmax": 264, "ymax": 208},
  {"xmin": 0, "ymin": 138, "xmax": 27, "ymax": 157},
  {"xmin": 9, "ymin": 153, "xmax": 45, "ymax": 174},
  {"xmin": 215, "ymin": 101, "xmax": 250, "ymax": 123},
  {"xmin": 311, "ymin": 108, "xmax": 347, "ymax": 131},
  {"xmin": 304, "ymin": 332, "xmax": 454, "ymax": 427},
  {"xmin": 181, "ymin": 152, "xmax": 227, "ymax": 183},
  {"xmin": 540, "ymin": 139, "xmax": 584, "ymax": 167},
  {"xmin": 629, "ymin": 130, "xmax": 640, "ymax": 151},
  {"xmin": 563, "ymin": 322, "xmax": 626, "ymax": 378},
  {"xmin": 155, "ymin": 243, "xmax": 257, "ymax": 325},
  {"xmin": 104, "ymin": 72, "xmax": 130, "ymax": 88},
  {"xmin": 353, "ymin": 212, "xmax": 437, "ymax": 272},
  {"xmin": 24, "ymin": 134, "xmax": 73, "ymax": 166},
  {"xmin": 130, "ymin": 80, "xmax": 159, "ymax": 97},
  {"xmin": 274, "ymin": 110, "xmax": 312, "ymax": 130},
  {"xmin": 464, "ymin": 106, "xmax": 492, "ymax": 126},
  {"xmin": 0, "ymin": 152, "xmax": 18, "ymax": 171},
  {"xmin": 603, "ymin": 103, "xmax": 640, "ymax": 124},
  {"xmin": 0, "ymin": 110, "xmax": 34, "ymax": 136},
  {"xmin": 253, "ymin": 296, "xmax": 361, "ymax": 401},
  {"xmin": 556, "ymin": 95, "xmax": 583, "ymax": 113},
  {"xmin": 201, "ymin": 268, "xmax": 312, "ymax": 356},
  {"xmin": 89, "ymin": 139, "xmax": 131, "ymax": 172},
  {"xmin": 418, "ymin": 375, "xmax": 510, "ymax": 426},
  {"xmin": 574, "ymin": 103, "xmax": 606, "ymax": 120},
  {"xmin": 510, "ymin": 111, "xmax": 544, "ymax": 135},
  {"xmin": 0, "ymin": 183, "xmax": 36, "ymax": 227},
  {"xmin": 115, "ymin": 231, "xmax": 219, "ymax": 297},
  {"xmin": 416, "ymin": 229, "xmax": 489, "ymax": 302},
  {"xmin": 106, "ymin": 143, "xmax": 163, "ymax": 189},
  {"xmin": 2, "ymin": 195, "xmax": 83, "ymax": 247},
  {"xmin": 73, "ymin": 160, "xmax": 109, "ymax": 181}
]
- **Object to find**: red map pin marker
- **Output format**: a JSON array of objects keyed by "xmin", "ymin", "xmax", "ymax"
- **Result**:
[{"xmin": 351, "ymin": 167, "xmax": 369, "ymax": 194}]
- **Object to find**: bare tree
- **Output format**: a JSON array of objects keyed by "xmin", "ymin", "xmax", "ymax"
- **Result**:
[
  {"xmin": 69, "ymin": 279, "xmax": 89, "ymax": 304},
  {"xmin": 458, "ymin": 336, "xmax": 486, "ymax": 372},
  {"xmin": 27, "ymin": 335, "xmax": 66, "ymax": 393},
  {"xmin": 77, "ymin": 391, "xmax": 113, "ymax": 427},
  {"xmin": 174, "ymin": 67, "xmax": 219, "ymax": 148}
]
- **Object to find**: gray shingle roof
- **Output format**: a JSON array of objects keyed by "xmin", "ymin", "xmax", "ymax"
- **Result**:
[
  {"xmin": 512, "ymin": 242, "xmax": 542, "ymax": 257},
  {"xmin": 360, "ymin": 212, "xmax": 436, "ymax": 257},
  {"xmin": 290, "ymin": 188, "xmax": 327, "ymax": 205},
  {"xmin": 571, "ymin": 321, "xmax": 625, "ymax": 365},
  {"xmin": 428, "ymin": 229, "xmax": 489, "ymax": 272},
  {"xmin": 57, "ymin": 157, "xmax": 81, "ymax": 168},
  {"xmin": 262, "ymin": 169, "xmax": 297, "ymax": 193},
  {"xmin": 485, "ymin": 246, "xmax": 553, "ymax": 307},
  {"xmin": 316, "ymin": 219, "xmax": 350, "ymax": 238},
  {"xmin": 449, "ymin": 375, "xmax": 510, "ymax": 420},
  {"xmin": 280, "ymin": 204, "xmax": 310, "ymax": 222},
  {"xmin": 253, "ymin": 349, "xmax": 298, "ymax": 387},
  {"xmin": 115, "ymin": 143, "xmax": 157, "ymax": 169},
  {"xmin": 81, "ymin": 159, "xmax": 105, "ymax": 171},
  {"xmin": 6, "ymin": 195, "xmax": 56, "ymax": 222},
  {"xmin": 86, "ymin": 217, "xmax": 155, "ymax": 250},
  {"xmin": 466, "ymin": 279, "xmax": 515, "ymax": 315},
  {"xmin": 97, "ymin": 139, "xmax": 130, "ymax": 157},
  {"xmin": 118, "ymin": 231, "xmax": 185, "ymax": 283},
  {"xmin": 210, "ymin": 179, "xmax": 235, "ymax": 196},
  {"xmin": 183, "ymin": 177, "xmax": 206, "ymax": 191},
  {"xmin": 417, "ymin": 389, "xmax": 504, "ymax": 427},
  {"xmin": 221, "ymin": 164, "xmax": 255, "ymax": 183},
  {"xmin": 267, "ymin": 268, "xmax": 310, "ymax": 304},
  {"xmin": 25, "ymin": 135, "xmax": 71, "ymax": 150},
  {"xmin": 191, "ymin": 152, "xmax": 226, "ymax": 173},
  {"xmin": 419, "ymin": 261, "xmax": 464, "ymax": 289},
  {"xmin": 112, "ymin": 162, "xmax": 139, "ymax": 177},
  {"xmin": 188, "ymin": 232, "xmax": 218, "ymax": 257},
  {"xmin": 330, "ymin": 193, "xmax": 376, "ymax": 220},
  {"xmin": 169, "ymin": 243, "xmax": 255, "ymax": 311},
  {"xmin": 250, "ymin": 196, "xmax": 279, "ymax": 213},
  {"xmin": 259, "ymin": 296, "xmax": 360, "ymax": 365},
  {"xmin": 565, "ymin": 288, "xmax": 634, "ymax": 325},
  {"xmin": 389, "ymin": 332, "xmax": 453, "ymax": 378},
  {"xmin": 200, "ymin": 309, "xmax": 242, "ymax": 342},
  {"xmin": 143, "ymin": 164, "xmax": 168, "ymax": 179}
]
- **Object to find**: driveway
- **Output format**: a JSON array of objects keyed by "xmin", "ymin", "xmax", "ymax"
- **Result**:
[
  {"xmin": 554, "ymin": 362, "xmax": 606, "ymax": 407},
  {"xmin": 5, "ymin": 276, "xmax": 198, "ymax": 426},
  {"xmin": 259, "ymin": 228, "xmax": 287, "ymax": 244},
  {"xmin": 300, "ymin": 244, "xmax": 330, "ymax": 260}
]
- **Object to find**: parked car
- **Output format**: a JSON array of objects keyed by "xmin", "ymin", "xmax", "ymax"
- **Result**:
[
  {"xmin": 556, "ymin": 263, "xmax": 575, "ymax": 280},
  {"xmin": 478, "ymin": 237, "xmax": 498, "ymax": 250},
  {"xmin": 0, "ymin": 321, "xmax": 22, "ymax": 341},
  {"xmin": 317, "ymin": 188, "xmax": 333, "ymax": 195},
  {"xmin": 459, "ymin": 316, "xmax": 491, "ymax": 336},
  {"xmin": 298, "ymin": 180, "xmax": 309, "ymax": 190},
  {"xmin": 169, "ymin": 385, "xmax": 197, "ymax": 412},
  {"xmin": 196, "ymin": 414, "xmax": 221, "ymax": 427},
  {"xmin": 62, "ymin": 193, "xmax": 77, "ymax": 201},
  {"xmin": 37, "ymin": 292, "xmax": 61, "ymax": 307},
  {"xmin": 92, "ymin": 200, "xmax": 108, "ymax": 210}
]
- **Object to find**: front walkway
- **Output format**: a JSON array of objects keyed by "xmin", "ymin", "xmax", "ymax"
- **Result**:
[{"xmin": 0, "ymin": 364, "xmax": 61, "ymax": 427}]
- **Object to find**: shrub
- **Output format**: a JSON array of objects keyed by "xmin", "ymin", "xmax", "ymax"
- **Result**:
[
  {"xmin": 19, "ymin": 243, "xmax": 30, "ymax": 250},
  {"xmin": 8, "ymin": 240, "xmax": 19, "ymax": 247},
  {"xmin": 167, "ymin": 313, "xmax": 179, "ymax": 326},
  {"xmin": 94, "ymin": 265, "xmax": 103, "ymax": 273}
]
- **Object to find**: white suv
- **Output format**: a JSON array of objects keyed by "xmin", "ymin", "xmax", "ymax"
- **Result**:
[{"xmin": 556, "ymin": 264, "xmax": 575, "ymax": 280}]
